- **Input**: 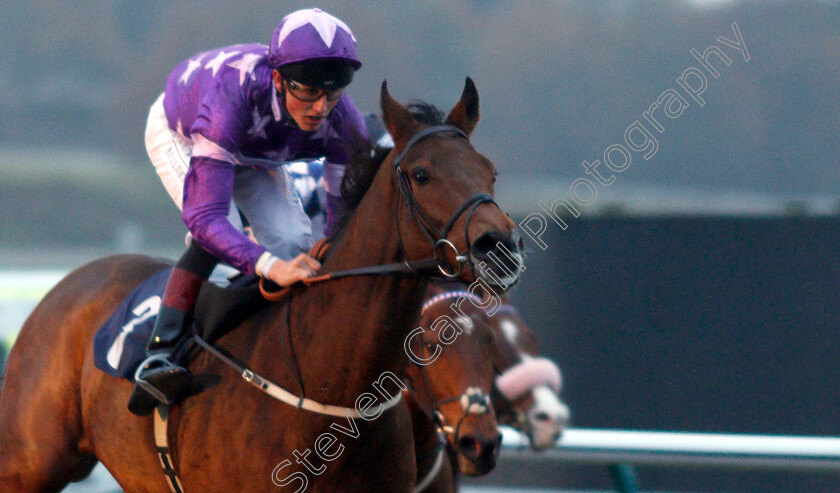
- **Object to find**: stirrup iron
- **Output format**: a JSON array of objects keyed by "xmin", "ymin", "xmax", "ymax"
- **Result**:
[{"xmin": 134, "ymin": 354, "xmax": 176, "ymax": 404}]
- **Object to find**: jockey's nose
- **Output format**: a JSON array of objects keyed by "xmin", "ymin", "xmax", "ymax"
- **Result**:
[{"xmin": 312, "ymin": 93, "xmax": 329, "ymax": 112}]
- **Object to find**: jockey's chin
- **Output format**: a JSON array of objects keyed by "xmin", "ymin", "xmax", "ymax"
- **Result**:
[{"xmin": 295, "ymin": 112, "xmax": 328, "ymax": 131}]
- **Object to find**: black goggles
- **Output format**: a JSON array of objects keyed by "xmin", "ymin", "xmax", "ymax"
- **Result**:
[{"xmin": 286, "ymin": 79, "xmax": 344, "ymax": 102}]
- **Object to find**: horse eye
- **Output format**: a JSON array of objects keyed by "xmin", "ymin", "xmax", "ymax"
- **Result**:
[
  {"xmin": 425, "ymin": 342, "xmax": 436, "ymax": 353},
  {"xmin": 493, "ymin": 170, "xmax": 499, "ymax": 184},
  {"xmin": 412, "ymin": 168, "xmax": 431, "ymax": 185}
]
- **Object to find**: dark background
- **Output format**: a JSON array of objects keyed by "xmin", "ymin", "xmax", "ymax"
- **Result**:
[{"xmin": 467, "ymin": 215, "xmax": 840, "ymax": 491}]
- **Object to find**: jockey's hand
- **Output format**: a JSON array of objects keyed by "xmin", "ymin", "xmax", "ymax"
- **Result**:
[{"xmin": 266, "ymin": 254, "xmax": 321, "ymax": 287}]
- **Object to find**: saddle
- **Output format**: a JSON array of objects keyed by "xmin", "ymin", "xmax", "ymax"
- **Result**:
[
  {"xmin": 194, "ymin": 275, "xmax": 267, "ymax": 344},
  {"xmin": 199, "ymin": 238, "xmax": 330, "ymax": 342}
]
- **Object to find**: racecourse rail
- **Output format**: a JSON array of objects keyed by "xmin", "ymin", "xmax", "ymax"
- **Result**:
[
  {"xmin": 499, "ymin": 427, "xmax": 840, "ymax": 492},
  {"xmin": 54, "ymin": 427, "xmax": 840, "ymax": 492},
  {"xmin": 504, "ymin": 427, "xmax": 840, "ymax": 471}
]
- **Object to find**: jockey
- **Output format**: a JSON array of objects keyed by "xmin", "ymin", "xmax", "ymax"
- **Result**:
[{"xmin": 129, "ymin": 8, "xmax": 369, "ymax": 415}]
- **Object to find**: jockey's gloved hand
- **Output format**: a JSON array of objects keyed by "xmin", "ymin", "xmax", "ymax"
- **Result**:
[{"xmin": 265, "ymin": 254, "xmax": 321, "ymax": 287}]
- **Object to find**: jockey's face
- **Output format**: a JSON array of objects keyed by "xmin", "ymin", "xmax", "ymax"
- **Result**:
[{"xmin": 273, "ymin": 70, "xmax": 340, "ymax": 132}]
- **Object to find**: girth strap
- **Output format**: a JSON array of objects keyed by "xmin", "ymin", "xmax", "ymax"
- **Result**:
[{"xmin": 154, "ymin": 404, "xmax": 184, "ymax": 493}]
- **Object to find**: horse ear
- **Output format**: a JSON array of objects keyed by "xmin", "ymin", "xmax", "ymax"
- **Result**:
[
  {"xmin": 380, "ymin": 80, "xmax": 417, "ymax": 145},
  {"xmin": 444, "ymin": 77, "xmax": 480, "ymax": 136}
]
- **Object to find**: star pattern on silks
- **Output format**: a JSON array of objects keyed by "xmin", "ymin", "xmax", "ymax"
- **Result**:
[
  {"xmin": 275, "ymin": 8, "xmax": 355, "ymax": 49},
  {"xmin": 247, "ymin": 106, "xmax": 271, "ymax": 140},
  {"xmin": 178, "ymin": 57, "xmax": 203, "ymax": 85},
  {"xmin": 205, "ymin": 50, "xmax": 241, "ymax": 77},
  {"xmin": 227, "ymin": 53, "xmax": 263, "ymax": 86}
]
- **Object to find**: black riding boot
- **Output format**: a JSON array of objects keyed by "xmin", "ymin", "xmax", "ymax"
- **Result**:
[{"xmin": 128, "ymin": 243, "xmax": 218, "ymax": 416}]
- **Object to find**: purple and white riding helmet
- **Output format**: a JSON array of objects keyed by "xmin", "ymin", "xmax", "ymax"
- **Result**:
[{"xmin": 268, "ymin": 8, "xmax": 362, "ymax": 89}]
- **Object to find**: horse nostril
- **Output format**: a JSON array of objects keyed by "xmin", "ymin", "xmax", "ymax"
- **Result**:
[
  {"xmin": 481, "ymin": 434, "xmax": 503, "ymax": 461},
  {"xmin": 456, "ymin": 436, "xmax": 479, "ymax": 459},
  {"xmin": 471, "ymin": 231, "xmax": 522, "ymax": 267},
  {"xmin": 472, "ymin": 231, "xmax": 504, "ymax": 257},
  {"xmin": 470, "ymin": 229, "xmax": 524, "ymax": 290}
]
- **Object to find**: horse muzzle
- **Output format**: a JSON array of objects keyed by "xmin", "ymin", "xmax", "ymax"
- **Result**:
[
  {"xmin": 455, "ymin": 430, "xmax": 503, "ymax": 476},
  {"xmin": 469, "ymin": 230, "xmax": 525, "ymax": 290},
  {"xmin": 525, "ymin": 386, "xmax": 571, "ymax": 451}
]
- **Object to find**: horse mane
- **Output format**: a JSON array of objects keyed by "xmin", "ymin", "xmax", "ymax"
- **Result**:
[{"xmin": 329, "ymin": 100, "xmax": 445, "ymax": 241}]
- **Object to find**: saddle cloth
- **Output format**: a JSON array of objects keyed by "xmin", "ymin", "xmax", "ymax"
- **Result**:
[
  {"xmin": 93, "ymin": 266, "xmax": 266, "ymax": 381},
  {"xmin": 93, "ymin": 267, "xmax": 171, "ymax": 380}
]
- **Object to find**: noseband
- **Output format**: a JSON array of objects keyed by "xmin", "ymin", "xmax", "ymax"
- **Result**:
[
  {"xmin": 413, "ymin": 358, "xmax": 494, "ymax": 446},
  {"xmin": 394, "ymin": 125, "xmax": 496, "ymax": 278}
]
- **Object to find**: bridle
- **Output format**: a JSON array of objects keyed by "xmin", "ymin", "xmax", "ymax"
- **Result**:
[
  {"xmin": 393, "ymin": 125, "xmax": 496, "ymax": 278},
  {"xmin": 490, "ymin": 379, "xmax": 530, "ymax": 432},
  {"xmin": 197, "ymin": 126, "xmax": 503, "ymax": 418},
  {"xmin": 412, "ymin": 358, "xmax": 494, "ymax": 448},
  {"xmin": 201, "ymin": 126, "xmax": 502, "ymax": 420},
  {"xmin": 410, "ymin": 288, "xmax": 495, "ymax": 447}
]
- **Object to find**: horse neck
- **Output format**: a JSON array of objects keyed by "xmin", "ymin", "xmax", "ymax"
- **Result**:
[
  {"xmin": 326, "ymin": 162, "xmax": 403, "ymax": 272},
  {"xmin": 263, "ymin": 164, "xmax": 429, "ymax": 406},
  {"xmin": 406, "ymin": 390, "xmax": 444, "ymax": 471}
]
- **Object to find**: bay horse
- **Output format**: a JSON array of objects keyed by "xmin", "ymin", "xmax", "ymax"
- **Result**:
[
  {"xmin": 407, "ymin": 284, "xmax": 569, "ymax": 492},
  {"xmin": 0, "ymin": 78, "xmax": 524, "ymax": 492},
  {"xmin": 405, "ymin": 283, "xmax": 503, "ymax": 492}
]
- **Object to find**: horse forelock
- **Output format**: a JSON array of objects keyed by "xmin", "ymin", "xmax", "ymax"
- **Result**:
[{"xmin": 406, "ymin": 100, "xmax": 444, "ymax": 126}]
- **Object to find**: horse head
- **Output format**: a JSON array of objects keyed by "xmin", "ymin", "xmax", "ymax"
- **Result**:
[
  {"xmin": 491, "ymin": 307, "xmax": 570, "ymax": 451},
  {"xmin": 379, "ymin": 78, "xmax": 524, "ymax": 291},
  {"xmin": 407, "ymin": 283, "xmax": 503, "ymax": 476}
]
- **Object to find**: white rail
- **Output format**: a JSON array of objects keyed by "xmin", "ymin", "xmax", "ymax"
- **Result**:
[{"xmin": 501, "ymin": 427, "xmax": 840, "ymax": 471}]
